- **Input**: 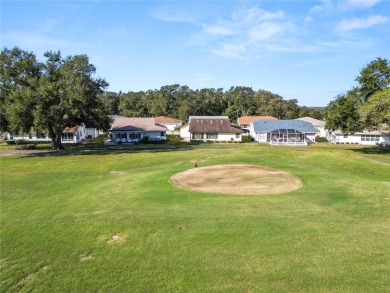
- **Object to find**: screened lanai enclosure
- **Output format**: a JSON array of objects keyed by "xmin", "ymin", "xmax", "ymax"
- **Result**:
[{"xmin": 269, "ymin": 129, "xmax": 307, "ymax": 145}]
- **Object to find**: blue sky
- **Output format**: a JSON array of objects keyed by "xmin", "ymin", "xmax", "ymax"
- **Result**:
[{"xmin": 1, "ymin": 0, "xmax": 389, "ymax": 106}]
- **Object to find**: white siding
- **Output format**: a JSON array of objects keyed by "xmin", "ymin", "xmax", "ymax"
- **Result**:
[
  {"xmin": 218, "ymin": 133, "xmax": 242, "ymax": 142},
  {"xmin": 180, "ymin": 125, "xmax": 190, "ymax": 138},
  {"xmin": 144, "ymin": 131, "xmax": 166, "ymax": 141},
  {"xmin": 85, "ymin": 128, "xmax": 99, "ymax": 139},
  {"xmin": 330, "ymin": 133, "xmax": 390, "ymax": 145}
]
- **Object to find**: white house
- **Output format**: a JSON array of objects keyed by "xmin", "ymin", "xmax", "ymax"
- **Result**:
[
  {"xmin": 327, "ymin": 129, "xmax": 390, "ymax": 146},
  {"xmin": 155, "ymin": 116, "xmax": 182, "ymax": 132},
  {"xmin": 108, "ymin": 117, "xmax": 168, "ymax": 144},
  {"xmin": 249, "ymin": 120, "xmax": 316, "ymax": 146},
  {"xmin": 7, "ymin": 123, "xmax": 96, "ymax": 144},
  {"xmin": 296, "ymin": 117, "xmax": 327, "ymax": 138},
  {"xmin": 180, "ymin": 116, "xmax": 231, "ymax": 140},
  {"xmin": 188, "ymin": 117, "xmax": 242, "ymax": 142}
]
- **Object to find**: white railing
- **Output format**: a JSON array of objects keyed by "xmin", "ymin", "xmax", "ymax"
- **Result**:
[{"xmin": 270, "ymin": 141, "xmax": 307, "ymax": 146}]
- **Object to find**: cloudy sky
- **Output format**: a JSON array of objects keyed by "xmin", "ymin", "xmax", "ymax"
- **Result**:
[{"xmin": 2, "ymin": 0, "xmax": 389, "ymax": 106}]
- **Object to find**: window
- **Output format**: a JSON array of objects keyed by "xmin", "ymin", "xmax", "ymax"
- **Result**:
[
  {"xmin": 206, "ymin": 133, "xmax": 218, "ymax": 139},
  {"xmin": 193, "ymin": 133, "xmax": 204, "ymax": 140},
  {"xmin": 236, "ymin": 133, "xmax": 240, "ymax": 139},
  {"xmin": 61, "ymin": 133, "xmax": 74, "ymax": 140},
  {"xmin": 160, "ymin": 132, "xmax": 164, "ymax": 137},
  {"xmin": 344, "ymin": 134, "xmax": 348, "ymax": 138},
  {"xmin": 129, "ymin": 133, "xmax": 140, "ymax": 139},
  {"xmin": 361, "ymin": 135, "xmax": 380, "ymax": 142}
]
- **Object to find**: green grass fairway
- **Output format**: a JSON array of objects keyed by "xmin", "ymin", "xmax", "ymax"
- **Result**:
[{"xmin": 1, "ymin": 143, "xmax": 389, "ymax": 292}]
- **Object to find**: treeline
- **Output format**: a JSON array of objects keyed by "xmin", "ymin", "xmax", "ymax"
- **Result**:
[{"xmin": 100, "ymin": 85, "xmax": 324, "ymax": 123}]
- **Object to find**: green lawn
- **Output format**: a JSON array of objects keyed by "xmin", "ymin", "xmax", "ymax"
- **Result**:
[{"xmin": 1, "ymin": 143, "xmax": 389, "ymax": 292}]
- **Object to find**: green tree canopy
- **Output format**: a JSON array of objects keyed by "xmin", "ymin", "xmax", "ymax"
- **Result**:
[
  {"xmin": 325, "ymin": 57, "xmax": 390, "ymax": 133},
  {"xmin": 1, "ymin": 47, "xmax": 110, "ymax": 149}
]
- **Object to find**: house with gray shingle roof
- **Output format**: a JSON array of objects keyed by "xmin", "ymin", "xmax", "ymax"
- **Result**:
[
  {"xmin": 187, "ymin": 117, "xmax": 242, "ymax": 142},
  {"xmin": 249, "ymin": 120, "xmax": 316, "ymax": 146},
  {"xmin": 109, "ymin": 117, "xmax": 168, "ymax": 144}
]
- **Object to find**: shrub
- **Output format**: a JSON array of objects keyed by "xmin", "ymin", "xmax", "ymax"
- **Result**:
[
  {"xmin": 315, "ymin": 136, "xmax": 328, "ymax": 143},
  {"xmin": 15, "ymin": 144, "xmax": 37, "ymax": 150},
  {"xmin": 16, "ymin": 139, "xmax": 29, "ymax": 145}
]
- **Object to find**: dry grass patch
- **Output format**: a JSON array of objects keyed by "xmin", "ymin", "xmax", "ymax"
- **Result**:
[{"xmin": 170, "ymin": 164, "xmax": 302, "ymax": 195}]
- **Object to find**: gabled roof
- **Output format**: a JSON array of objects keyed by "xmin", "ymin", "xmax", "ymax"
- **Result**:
[
  {"xmin": 238, "ymin": 116, "xmax": 277, "ymax": 125},
  {"xmin": 189, "ymin": 116, "xmax": 228, "ymax": 123},
  {"xmin": 111, "ymin": 117, "xmax": 168, "ymax": 132},
  {"xmin": 252, "ymin": 120, "xmax": 316, "ymax": 133},
  {"xmin": 63, "ymin": 126, "xmax": 78, "ymax": 133},
  {"xmin": 189, "ymin": 118, "xmax": 242, "ymax": 133},
  {"xmin": 155, "ymin": 116, "xmax": 182, "ymax": 124},
  {"xmin": 296, "ymin": 117, "xmax": 325, "ymax": 128}
]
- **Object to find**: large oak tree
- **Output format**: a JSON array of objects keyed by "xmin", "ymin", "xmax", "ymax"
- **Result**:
[
  {"xmin": 1, "ymin": 47, "xmax": 110, "ymax": 149},
  {"xmin": 325, "ymin": 58, "xmax": 390, "ymax": 133}
]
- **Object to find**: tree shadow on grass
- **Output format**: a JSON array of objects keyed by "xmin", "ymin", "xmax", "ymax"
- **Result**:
[
  {"xmin": 348, "ymin": 146, "xmax": 390, "ymax": 155},
  {"xmin": 5, "ymin": 144, "xmax": 200, "ymax": 158}
]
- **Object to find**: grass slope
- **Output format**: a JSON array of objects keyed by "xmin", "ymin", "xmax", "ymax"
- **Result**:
[{"xmin": 1, "ymin": 143, "xmax": 389, "ymax": 292}]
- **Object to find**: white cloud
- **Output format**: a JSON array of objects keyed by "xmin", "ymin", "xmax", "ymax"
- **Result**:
[
  {"xmin": 232, "ymin": 7, "xmax": 285, "ymax": 23},
  {"xmin": 248, "ymin": 22, "xmax": 287, "ymax": 42},
  {"xmin": 343, "ymin": 0, "xmax": 382, "ymax": 9},
  {"xmin": 335, "ymin": 14, "xmax": 389, "ymax": 32},
  {"xmin": 212, "ymin": 43, "xmax": 248, "ymax": 60},
  {"xmin": 196, "ymin": 7, "xmax": 292, "ymax": 59},
  {"xmin": 309, "ymin": 0, "xmax": 382, "ymax": 13},
  {"xmin": 150, "ymin": 9, "xmax": 198, "ymax": 24},
  {"xmin": 203, "ymin": 24, "xmax": 235, "ymax": 36}
]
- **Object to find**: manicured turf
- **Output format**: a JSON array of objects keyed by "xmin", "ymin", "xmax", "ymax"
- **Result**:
[{"xmin": 1, "ymin": 143, "xmax": 389, "ymax": 292}]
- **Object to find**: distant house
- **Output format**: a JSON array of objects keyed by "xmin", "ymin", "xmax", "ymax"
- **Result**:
[
  {"xmin": 155, "ymin": 116, "xmax": 182, "ymax": 131},
  {"xmin": 7, "ymin": 123, "xmax": 97, "ymax": 144},
  {"xmin": 109, "ymin": 117, "xmax": 168, "ymax": 144},
  {"xmin": 238, "ymin": 116, "xmax": 277, "ymax": 130},
  {"xmin": 188, "ymin": 117, "xmax": 242, "ymax": 142},
  {"xmin": 179, "ymin": 116, "xmax": 230, "ymax": 140},
  {"xmin": 327, "ymin": 129, "xmax": 390, "ymax": 146},
  {"xmin": 249, "ymin": 120, "xmax": 316, "ymax": 146},
  {"xmin": 296, "ymin": 117, "xmax": 327, "ymax": 138}
]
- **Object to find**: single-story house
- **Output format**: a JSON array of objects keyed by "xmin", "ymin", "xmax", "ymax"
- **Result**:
[
  {"xmin": 296, "ymin": 117, "xmax": 327, "ymax": 138},
  {"xmin": 189, "ymin": 117, "xmax": 242, "ymax": 142},
  {"xmin": 7, "ymin": 123, "xmax": 97, "ymax": 144},
  {"xmin": 180, "ymin": 116, "xmax": 230, "ymax": 140},
  {"xmin": 109, "ymin": 117, "xmax": 168, "ymax": 144},
  {"xmin": 327, "ymin": 129, "xmax": 390, "ymax": 145},
  {"xmin": 238, "ymin": 116, "xmax": 277, "ymax": 130},
  {"xmin": 249, "ymin": 120, "xmax": 316, "ymax": 146},
  {"xmin": 155, "ymin": 116, "xmax": 182, "ymax": 131}
]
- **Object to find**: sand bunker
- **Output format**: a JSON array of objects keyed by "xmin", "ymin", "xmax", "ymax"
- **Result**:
[{"xmin": 170, "ymin": 164, "xmax": 302, "ymax": 195}]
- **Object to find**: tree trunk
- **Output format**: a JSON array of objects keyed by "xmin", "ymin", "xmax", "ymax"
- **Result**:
[
  {"xmin": 47, "ymin": 123, "xmax": 64, "ymax": 150},
  {"xmin": 53, "ymin": 132, "xmax": 64, "ymax": 150}
]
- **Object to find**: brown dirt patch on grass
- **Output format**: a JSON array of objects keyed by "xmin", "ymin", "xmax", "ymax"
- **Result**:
[{"xmin": 170, "ymin": 164, "xmax": 302, "ymax": 195}]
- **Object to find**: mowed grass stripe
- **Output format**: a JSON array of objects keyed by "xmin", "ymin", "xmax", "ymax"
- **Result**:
[{"xmin": 1, "ymin": 144, "xmax": 389, "ymax": 292}]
